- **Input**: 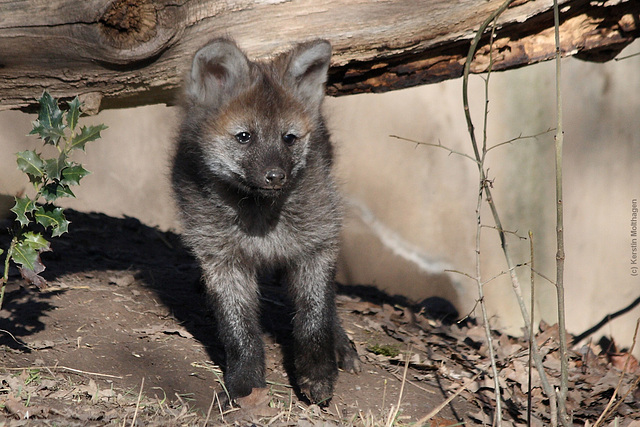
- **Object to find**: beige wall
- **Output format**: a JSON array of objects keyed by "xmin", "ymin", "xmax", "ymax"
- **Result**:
[{"xmin": 1, "ymin": 40, "xmax": 639, "ymax": 353}]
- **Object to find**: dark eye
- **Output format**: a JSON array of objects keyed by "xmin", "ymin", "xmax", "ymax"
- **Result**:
[
  {"xmin": 283, "ymin": 133, "xmax": 297, "ymax": 146},
  {"xmin": 235, "ymin": 131, "xmax": 251, "ymax": 144}
]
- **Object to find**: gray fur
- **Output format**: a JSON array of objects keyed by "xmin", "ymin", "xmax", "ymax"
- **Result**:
[{"xmin": 171, "ymin": 39, "xmax": 360, "ymax": 404}]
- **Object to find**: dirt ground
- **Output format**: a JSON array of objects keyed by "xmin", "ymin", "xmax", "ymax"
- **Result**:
[{"xmin": 0, "ymin": 210, "xmax": 639, "ymax": 426}]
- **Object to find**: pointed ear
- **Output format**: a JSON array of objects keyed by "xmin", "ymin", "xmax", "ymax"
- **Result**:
[
  {"xmin": 186, "ymin": 39, "xmax": 250, "ymax": 107},
  {"xmin": 285, "ymin": 40, "xmax": 332, "ymax": 108}
]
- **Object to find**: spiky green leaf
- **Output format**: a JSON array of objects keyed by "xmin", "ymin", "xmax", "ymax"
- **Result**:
[
  {"xmin": 66, "ymin": 97, "xmax": 82, "ymax": 131},
  {"xmin": 69, "ymin": 124, "xmax": 107, "ymax": 151},
  {"xmin": 10, "ymin": 196, "xmax": 36, "ymax": 226},
  {"xmin": 16, "ymin": 150, "xmax": 45, "ymax": 179},
  {"xmin": 60, "ymin": 164, "xmax": 90, "ymax": 186},
  {"xmin": 11, "ymin": 241, "xmax": 39, "ymax": 271},
  {"xmin": 29, "ymin": 91, "xmax": 66, "ymax": 145},
  {"xmin": 37, "ymin": 91, "xmax": 63, "ymax": 127},
  {"xmin": 22, "ymin": 232, "xmax": 50, "ymax": 252},
  {"xmin": 29, "ymin": 125, "xmax": 66, "ymax": 146},
  {"xmin": 44, "ymin": 153, "xmax": 69, "ymax": 181},
  {"xmin": 41, "ymin": 182, "xmax": 75, "ymax": 202},
  {"xmin": 34, "ymin": 206, "xmax": 69, "ymax": 237}
]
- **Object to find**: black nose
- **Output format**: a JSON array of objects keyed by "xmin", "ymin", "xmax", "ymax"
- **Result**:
[{"xmin": 264, "ymin": 168, "xmax": 286, "ymax": 189}]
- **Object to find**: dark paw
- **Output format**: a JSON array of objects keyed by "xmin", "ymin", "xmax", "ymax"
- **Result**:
[
  {"xmin": 335, "ymin": 327, "xmax": 361, "ymax": 374},
  {"xmin": 224, "ymin": 364, "xmax": 267, "ymax": 402},
  {"xmin": 215, "ymin": 390, "xmax": 233, "ymax": 410},
  {"xmin": 298, "ymin": 375, "xmax": 335, "ymax": 406},
  {"xmin": 337, "ymin": 344, "xmax": 361, "ymax": 374}
]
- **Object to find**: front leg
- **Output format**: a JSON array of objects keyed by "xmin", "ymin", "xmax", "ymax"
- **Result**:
[
  {"xmin": 202, "ymin": 260, "xmax": 266, "ymax": 400},
  {"xmin": 286, "ymin": 253, "xmax": 341, "ymax": 405}
]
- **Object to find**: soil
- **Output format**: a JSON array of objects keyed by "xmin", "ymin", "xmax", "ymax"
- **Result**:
[{"xmin": 0, "ymin": 210, "xmax": 639, "ymax": 426}]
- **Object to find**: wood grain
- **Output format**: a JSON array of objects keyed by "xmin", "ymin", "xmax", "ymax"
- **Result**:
[{"xmin": 0, "ymin": 0, "xmax": 637, "ymax": 112}]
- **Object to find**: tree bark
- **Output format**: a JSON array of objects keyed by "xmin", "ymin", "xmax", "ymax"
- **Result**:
[{"xmin": 0, "ymin": 0, "xmax": 638, "ymax": 112}]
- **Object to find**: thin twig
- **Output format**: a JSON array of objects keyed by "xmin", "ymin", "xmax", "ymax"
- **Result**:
[
  {"xmin": 457, "ymin": 297, "xmax": 482, "ymax": 323},
  {"xmin": 286, "ymin": 387, "xmax": 293, "ymax": 423},
  {"xmin": 1, "ymin": 365, "xmax": 123, "ymax": 379},
  {"xmin": 389, "ymin": 371, "xmax": 436, "ymax": 394},
  {"xmin": 528, "ymin": 231, "xmax": 535, "ymax": 427},
  {"xmin": 531, "ymin": 268, "xmax": 557, "ymax": 286},
  {"xmin": 0, "ymin": 329, "xmax": 34, "ymax": 351},
  {"xmin": 131, "ymin": 377, "xmax": 144, "ymax": 427},
  {"xmin": 385, "ymin": 346, "xmax": 411, "ymax": 427},
  {"xmin": 478, "ymin": 21, "xmax": 502, "ymax": 426},
  {"xmin": 552, "ymin": 0, "xmax": 570, "ymax": 424},
  {"xmin": 606, "ymin": 370, "xmax": 640, "ymax": 421},
  {"xmin": 415, "ymin": 373, "xmax": 481, "ymax": 426},
  {"xmin": 614, "ymin": 51, "xmax": 640, "ymax": 61},
  {"xmin": 481, "ymin": 263, "xmax": 528, "ymax": 287},
  {"xmin": 389, "ymin": 135, "xmax": 479, "ymax": 164},
  {"xmin": 461, "ymin": 0, "xmax": 559, "ymax": 420},
  {"xmin": 486, "ymin": 128, "xmax": 555, "ymax": 153},
  {"xmin": 204, "ymin": 389, "xmax": 217, "ymax": 426},
  {"xmin": 444, "ymin": 269, "xmax": 476, "ymax": 281},
  {"xmin": 480, "ymin": 224, "xmax": 528, "ymax": 239}
]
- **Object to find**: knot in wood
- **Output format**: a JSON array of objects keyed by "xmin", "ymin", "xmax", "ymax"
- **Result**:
[{"xmin": 99, "ymin": 0, "xmax": 157, "ymax": 49}]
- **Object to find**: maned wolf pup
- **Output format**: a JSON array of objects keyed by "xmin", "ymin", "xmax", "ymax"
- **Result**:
[{"xmin": 171, "ymin": 39, "xmax": 360, "ymax": 405}]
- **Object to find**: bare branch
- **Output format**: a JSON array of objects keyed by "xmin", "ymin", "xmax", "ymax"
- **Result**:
[
  {"xmin": 552, "ymin": 0, "xmax": 571, "ymax": 423},
  {"xmin": 480, "ymin": 224, "xmax": 528, "ymax": 240},
  {"xmin": 486, "ymin": 128, "xmax": 556, "ymax": 153},
  {"xmin": 531, "ymin": 268, "xmax": 557, "ymax": 287},
  {"xmin": 528, "ymin": 231, "xmax": 535, "ymax": 427},
  {"xmin": 481, "ymin": 263, "xmax": 528, "ymax": 287},
  {"xmin": 415, "ymin": 372, "xmax": 482, "ymax": 425},
  {"xmin": 462, "ymin": 0, "xmax": 560, "ymax": 420},
  {"xmin": 389, "ymin": 135, "xmax": 479, "ymax": 164},
  {"xmin": 615, "ymin": 52, "xmax": 640, "ymax": 61},
  {"xmin": 444, "ymin": 269, "xmax": 476, "ymax": 281}
]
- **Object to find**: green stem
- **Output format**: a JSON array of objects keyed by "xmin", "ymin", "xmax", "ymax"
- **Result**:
[{"xmin": 0, "ymin": 238, "xmax": 16, "ymax": 310}]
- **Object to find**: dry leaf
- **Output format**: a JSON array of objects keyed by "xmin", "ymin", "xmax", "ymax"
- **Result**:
[
  {"xmin": 430, "ymin": 416, "xmax": 459, "ymax": 426},
  {"xmin": 3, "ymin": 394, "xmax": 29, "ymax": 419},
  {"xmin": 232, "ymin": 388, "xmax": 279, "ymax": 419},
  {"xmin": 132, "ymin": 324, "xmax": 194, "ymax": 339},
  {"xmin": 608, "ymin": 352, "xmax": 639, "ymax": 373}
]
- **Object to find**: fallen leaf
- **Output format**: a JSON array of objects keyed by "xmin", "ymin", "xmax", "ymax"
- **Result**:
[
  {"xmin": 132, "ymin": 324, "xmax": 193, "ymax": 339},
  {"xmin": 27, "ymin": 339, "xmax": 55, "ymax": 350},
  {"xmin": 108, "ymin": 273, "xmax": 136, "ymax": 287},
  {"xmin": 2, "ymin": 394, "xmax": 47, "ymax": 419},
  {"xmin": 3, "ymin": 394, "xmax": 28, "ymax": 419},
  {"xmin": 430, "ymin": 416, "xmax": 459, "ymax": 426},
  {"xmin": 227, "ymin": 388, "xmax": 279, "ymax": 421},
  {"xmin": 608, "ymin": 352, "xmax": 639, "ymax": 373}
]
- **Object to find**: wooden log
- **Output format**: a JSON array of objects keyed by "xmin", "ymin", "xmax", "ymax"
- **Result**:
[{"xmin": 0, "ymin": 0, "xmax": 638, "ymax": 112}]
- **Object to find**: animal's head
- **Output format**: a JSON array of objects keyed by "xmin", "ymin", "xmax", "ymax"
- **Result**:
[{"xmin": 183, "ymin": 38, "xmax": 332, "ymax": 196}]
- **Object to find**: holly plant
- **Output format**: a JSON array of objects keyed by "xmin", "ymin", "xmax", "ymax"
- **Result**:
[{"xmin": 1, "ymin": 91, "xmax": 107, "ymax": 308}]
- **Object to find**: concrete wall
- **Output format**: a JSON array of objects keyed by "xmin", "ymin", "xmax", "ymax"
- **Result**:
[{"xmin": 1, "ymin": 40, "xmax": 639, "ymax": 353}]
